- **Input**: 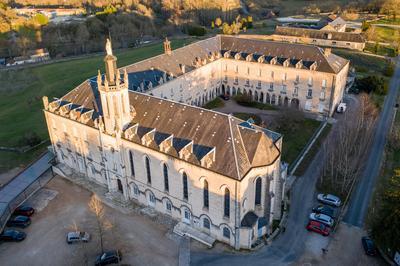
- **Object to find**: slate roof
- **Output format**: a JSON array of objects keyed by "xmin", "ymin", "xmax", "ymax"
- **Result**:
[
  {"xmin": 241, "ymin": 211, "xmax": 259, "ymax": 227},
  {"xmin": 221, "ymin": 35, "xmax": 348, "ymax": 74},
  {"xmin": 58, "ymin": 35, "xmax": 360, "ymax": 180},
  {"xmin": 274, "ymin": 26, "xmax": 365, "ymax": 44}
]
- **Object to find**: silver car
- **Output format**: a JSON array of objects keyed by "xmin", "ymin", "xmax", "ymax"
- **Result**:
[
  {"xmin": 317, "ymin": 194, "xmax": 341, "ymax": 207},
  {"xmin": 309, "ymin": 213, "xmax": 334, "ymax": 227},
  {"xmin": 66, "ymin": 231, "xmax": 90, "ymax": 244}
]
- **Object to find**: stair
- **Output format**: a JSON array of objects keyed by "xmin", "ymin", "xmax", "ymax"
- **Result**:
[{"xmin": 173, "ymin": 222, "xmax": 215, "ymax": 248}]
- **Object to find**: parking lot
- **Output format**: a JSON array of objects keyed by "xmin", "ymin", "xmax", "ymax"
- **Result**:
[{"xmin": 0, "ymin": 175, "xmax": 179, "ymax": 266}]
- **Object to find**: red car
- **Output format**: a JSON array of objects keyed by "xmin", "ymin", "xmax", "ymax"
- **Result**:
[
  {"xmin": 306, "ymin": 220, "xmax": 330, "ymax": 236},
  {"xmin": 13, "ymin": 206, "xmax": 35, "ymax": 217}
]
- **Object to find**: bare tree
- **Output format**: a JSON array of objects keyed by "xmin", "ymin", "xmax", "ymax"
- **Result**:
[
  {"xmin": 88, "ymin": 194, "xmax": 112, "ymax": 253},
  {"xmin": 320, "ymin": 94, "xmax": 378, "ymax": 195}
]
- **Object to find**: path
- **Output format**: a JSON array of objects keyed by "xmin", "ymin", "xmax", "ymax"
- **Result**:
[{"xmin": 344, "ymin": 56, "xmax": 400, "ymax": 227}]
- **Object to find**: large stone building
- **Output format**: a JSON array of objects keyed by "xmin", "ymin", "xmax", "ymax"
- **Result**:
[
  {"xmin": 43, "ymin": 35, "xmax": 348, "ymax": 249},
  {"xmin": 272, "ymin": 25, "xmax": 365, "ymax": 51}
]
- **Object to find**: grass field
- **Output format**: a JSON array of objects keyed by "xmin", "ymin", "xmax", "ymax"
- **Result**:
[
  {"xmin": 280, "ymin": 118, "xmax": 321, "ymax": 165},
  {"xmin": 372, "ymin": 26, "xmax": 400, "ymax": 44},
  {"xmin": 332, "ymin": 48, "xmax": 390, "ymax": 78},
  {"xmin": 0, "ymin": 38, "xmax": 195, "ymax": 172}
]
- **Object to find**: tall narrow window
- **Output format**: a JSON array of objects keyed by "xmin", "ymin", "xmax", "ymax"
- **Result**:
[
  {"xmin": 224, "ymin": 188, "xmax": 230, "ymax": 218},
  {"xmin": 203, "ymin": 180, "xmax": 209, "ymax": 209},
  {"xmin": 163, "ymin": 163, "xmax": 169, "ymax": 192},
  {"xmin": 183, "ymin": 172, "xmax": 188, "ymax": 200},
  {"xmin": 145, "ymin": 157, "xmax": 151, "ymax": 184},
  {"xmin": 129, "ymin": 151, "xmax": 135, "ymax": 177},
  {"xmin": 255, "ymin": 178, "xmax": 262, "ymax": 205}
]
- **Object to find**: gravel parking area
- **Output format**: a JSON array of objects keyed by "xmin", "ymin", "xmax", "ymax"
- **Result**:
[
  {"xmin": 0, "ymin": 175, "xmax": 179, "ymax": 266},
  {"xmin": 296, "ymin": 222, "xmax": 386, "ymax": 266}
]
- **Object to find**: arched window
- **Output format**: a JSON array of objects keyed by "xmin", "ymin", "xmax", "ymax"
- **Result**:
[
  {"xmin": 224, "ymin": 188, "xmax": 230, "ymax": 218},
  {"xmin": 163, "ymin": 164, "xmax": 169, "ymax": 192},
  {"xmin": 145, "ymin": 157, "xmax": 151, "ymax": 184},
  {"xmin": 255, "ymin": 178, "xmax": 262, "ymax": 206},
  {"xmin": 203, "ymin": 180, "xmax": 209, "ymax": 209},
  {"xmin": 129, "ymin": 151, "xmax": 135, "ymax": 177},
  {"xmin": 223, "ymin": 227, "xmax": 230, "ymax": 239},
  {"xmin": 203, "ymin": 218, "xmax": 210, "ymax": 229},
  {"xmin": 182, "ymin": 172, "xmax": 188, "ymax": 200}
]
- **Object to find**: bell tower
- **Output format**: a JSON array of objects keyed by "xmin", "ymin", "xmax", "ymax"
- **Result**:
[{"xmin": 98, "ymin": 38, "xmax": 131, "ymax": 135}]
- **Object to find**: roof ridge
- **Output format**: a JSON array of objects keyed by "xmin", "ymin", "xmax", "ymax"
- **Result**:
[{"xmin": 227, "ymin": 114, "xmax": 242, "ymax": 180}]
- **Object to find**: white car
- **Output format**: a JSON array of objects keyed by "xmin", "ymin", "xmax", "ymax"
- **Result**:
[
  {"xmin": 309, "ymin": 213, "xmax": 334, "ymax": 227},
  {"xmin": 336, "ymin": 103, "xmax": 347, "ymax": 113},
  {"xmin": 66, "ymin": 231, "xmax": 90, "ymax": 244},
  {"xmin": 317, "ymin": 194, "xmax": 341, "ymax": 207}
]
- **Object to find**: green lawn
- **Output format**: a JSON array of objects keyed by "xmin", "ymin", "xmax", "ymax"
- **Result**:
[
  {"xmin": 364, "ymin": 42, "xmax": 397, "ymax": 57},
  {"xmin": 373, "ymin": 26, "xmax": 400, "ymax": 43},
  {"xmin": 332, "ymin": 48, "xmax": 391, "ymax": 79},
  {"xmin": 203, "ymin": 97, "xmax": 225, "ymax": 109},
  {"xmin": 0, "ymin": 38, "xmax": 195, "ymax": 173},
  {"xmin": 294, "ymin": 123, "xmax": 332, "ymax": 176},
  {"xmin": 280, "ymin": 118, "xmax": 321, "ymax": 164}
]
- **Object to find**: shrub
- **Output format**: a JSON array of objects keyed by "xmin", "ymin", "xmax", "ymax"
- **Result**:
[
  {"xmin": 356, "ymin": 75, "xmax": 388, "ymax": 95},
  {"xmin": 384, "ymin": 62, "xmax": 395, "ymax": 77},
  {"xmin": 184, "ymin": 24, "xmax": 206, "ymax": 36},
  {"xmin": 18, "ymin": 132, "xmax": 42, "ymax": 147}
]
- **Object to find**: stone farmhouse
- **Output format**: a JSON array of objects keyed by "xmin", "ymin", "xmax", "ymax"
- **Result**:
[
  {"xmin": 43, "ymin": 35, "xmax": 349, "ymax": 249},
  {"xmin": 272, "ymin": 25, "xmax": 365, "ymax": 51}
]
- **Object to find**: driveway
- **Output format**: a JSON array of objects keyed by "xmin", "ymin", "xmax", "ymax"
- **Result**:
[{"xmin": 0, "ymin": 175, "xmax": 179, "ymax": 266}]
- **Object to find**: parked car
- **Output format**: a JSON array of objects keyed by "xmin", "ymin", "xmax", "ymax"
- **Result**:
[
  {"xmin": 95, "ymin": 250, "xmax": 122, "ymax": 266},
  {"xmin": 0, "ymin": 229, "xmax": 26, "ymax": 242},
  {"xmin": 220, "ymin": 94, "xmax": 230, "ymax": 100},
  {"xmin": 362, "ymin": 236, "xmax": 377, "ymax": 256},
  {"xmin": 6, "ymin": 216, "xmax": 31, "ymax": 228},
  {"xmin": 66, "ymin": 231, "xmax": 90, "ymax": 244},
  {"xmin": 312, "ymin": 205, "xmax": 336, "ymax": 218},
  {"xmin": 306, "ymin": 221, "xmax": 330, "ymax": 236},
  {"xmin": 309, "ymin": 213, "xmax": 334, "ymax": 227},
  {"xmin": 317, "ymin": 194, "xmax": 341, "ymax": 207},
  {"xmin": 336, "ymin": 102, "xmax": 347, "ymax": 113},
  {"xmin": 13, "ymin": 206, "xmax": 35, "ymax": 217}
]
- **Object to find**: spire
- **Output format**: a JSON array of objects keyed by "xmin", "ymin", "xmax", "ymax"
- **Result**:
[
  {"xmin": 124, "ymin": 68, "xmax": 128, "ymax": 84},
  {"xmin": 105, "ymin": 38, "xmax": 113, "ymax": 56},
  {"xmin": 164, "ymin": 37, "xmax": 171, "ymax": 55},
  {"xmin": 97, "ymin": 70, "xmax": 102, "ymax": 85},
  {"xmin": 104, "ymin": 38, "xmax": 118, "ymax": 85}
]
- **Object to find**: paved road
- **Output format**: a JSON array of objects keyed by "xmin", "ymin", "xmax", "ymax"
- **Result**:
[
  {"xmin": 191, "ymin": 139, "xmax": 326, "ymax": 265},
  {"xmin": 344, "ymin": 57, "xmax": 400, "ymax": 227}
]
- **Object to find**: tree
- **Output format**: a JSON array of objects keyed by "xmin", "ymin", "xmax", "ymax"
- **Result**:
[
  {"xmin": 380, "ymin": 0, "xmax": 400, "ymax": 20},
  {"xmin": 211, "ymin": 21, "xmax": 214, "ymax": 29},
  {"xmin": 88, "ymin": 194, "xmax": 112, "ymax": 253},
  {"xmin": 215, "ymin": 17, "xmax": 222, "ymax": 27}
]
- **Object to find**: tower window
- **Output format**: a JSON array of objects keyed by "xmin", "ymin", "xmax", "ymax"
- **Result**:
[
  {"xmin": 183, "ymin": 172, "xmax": 188, "ymax": 200},
  {"xmin": 145, "ymin": 157, "xmax": 151, "ymax": 184}
]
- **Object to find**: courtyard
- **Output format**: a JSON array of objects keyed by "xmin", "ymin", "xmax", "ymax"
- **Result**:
[{"xmin": 0, "ymin": 174, "xmax": 179, "ymax": 266}]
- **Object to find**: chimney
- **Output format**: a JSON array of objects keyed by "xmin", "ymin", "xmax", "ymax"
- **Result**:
[
  {"xmin": 324, "ymin": 48, "xmax": 332, "ymax": 56},
  {"xmin": 164, "ymin": 37, "xmax": 172, "ymax": 55}
]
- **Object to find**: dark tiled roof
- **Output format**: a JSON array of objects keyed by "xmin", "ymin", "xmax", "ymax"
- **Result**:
[
  {"xmin": 274, "ymin": 26, "xmax": 365, "ymax": 43},
  {"xmin": 221, "ymin": 35, "xmax": 348, "ymax": 74}
]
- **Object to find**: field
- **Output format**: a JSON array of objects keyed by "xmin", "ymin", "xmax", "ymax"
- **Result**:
[
  {"xmin": 0, "ymin": 38, "xmax": 195, "ymax": 172},
  {"xmin": 280, "ymin": 118, "xmax": 321, "ymax": 165},
  {"xmin": 372, "ymin": 25, "xmax": 400, "ymax": 44}
]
